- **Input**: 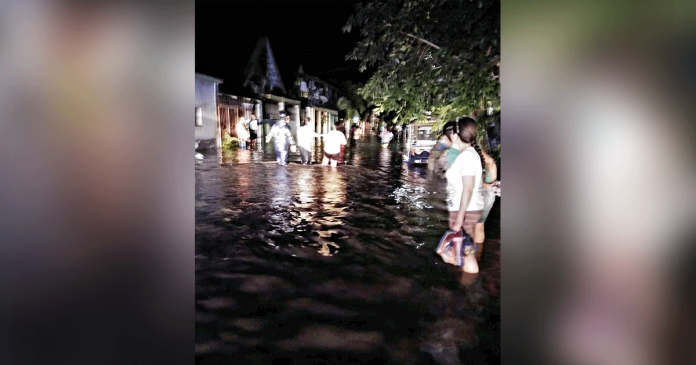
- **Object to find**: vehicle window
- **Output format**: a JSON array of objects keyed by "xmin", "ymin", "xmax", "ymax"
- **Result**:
[{"xmin": 417, "ymin": 127, "xmax": 437, "ymax": 141}]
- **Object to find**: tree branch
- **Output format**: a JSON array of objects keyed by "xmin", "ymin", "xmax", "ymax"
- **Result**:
[
  {"xmin": 384, "ymin": 23, "xmax": 441, "ymax": 50},
  {"xmin": 400, "ymin": 31, "xmax": 441, "ymax": 50}
]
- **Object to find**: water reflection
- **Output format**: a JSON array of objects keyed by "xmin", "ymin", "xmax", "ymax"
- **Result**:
[
  {"xmin": 315, "ymin": 168, "xmax": 347, "ymax": 257},
  {"xmin": 237, "ymin": 165, "xmax": 251, "ymax": 204},
  {"xmin": 236, "ymin": 149, "xmax": 251, "ymax": 164},
  {"xmin": 257, "ymin": 166, "xmax": 294, "ymax": 243},
  {"xmin": 320, "ymin": 168, "xmax": 345, "ymax": 210},
  {"xmin": 379, "ymin": 145, "xmax": 391, "ymax": 167},
  {"xmin": 195, "ymin": 139, "xmax": 500, "ymax": 365},
  {"xmin": 270, "ymin": 166, "xmax": 292, "ymax": 210},
  {"xmin": 294, "ymin": 166, "xmax": 314, "ymax": 204}
]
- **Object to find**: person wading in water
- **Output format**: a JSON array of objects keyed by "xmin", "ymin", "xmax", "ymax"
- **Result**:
[
  {"xmin": 444, "ymin": 117, "xmax": 486, "ymax": 274},
  {"xmin": 266, "ymin": 110, "xmax": 296, "ymax": 165}
]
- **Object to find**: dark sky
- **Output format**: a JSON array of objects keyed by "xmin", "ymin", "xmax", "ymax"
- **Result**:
[{"xmin": 196, "ymin": 0, "xmax": 370, "ymax": 93}]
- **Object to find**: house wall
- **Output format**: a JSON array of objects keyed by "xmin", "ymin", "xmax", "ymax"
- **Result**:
[
  {"xmin": 288, "ymin": 104, "xmax": 300, "ymax": 138},
  {"xmin": 195, "ymin": 76, "xmax": 220, "ymax": 145},
  {"xmin": 262, "ymin": 101, "xmax": 302, "ymax": 142},
  {"xmin": 263, "ymin": 102, "xmax": 279, "ymax": 138}
]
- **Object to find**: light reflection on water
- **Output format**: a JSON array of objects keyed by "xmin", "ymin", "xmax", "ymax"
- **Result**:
[{"xmin": 195, "ymin": 137, "xmax": 499, "ymax": 364}]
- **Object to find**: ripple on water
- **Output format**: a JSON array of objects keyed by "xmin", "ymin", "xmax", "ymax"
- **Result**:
[
  {"xmin": 277, "ymin": 325, "xmax": 385, "ymax": 352},
  {"xmin": 284, "ymin": 298, "xmax": 360, "ymax": 318},
  {"xmin": 195, "ymin": 139, "xmax": 500, "ymax": 364}
]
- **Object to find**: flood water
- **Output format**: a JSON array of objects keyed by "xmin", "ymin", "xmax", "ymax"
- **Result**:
[{"xmin": 195, "ymin": 136, "xmax": 500, "ymax": 365}]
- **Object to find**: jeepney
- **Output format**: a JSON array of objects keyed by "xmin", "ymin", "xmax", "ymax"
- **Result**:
[{"xmin": 403, "ymin": 122, "xmax": 438, "ymax": 165}]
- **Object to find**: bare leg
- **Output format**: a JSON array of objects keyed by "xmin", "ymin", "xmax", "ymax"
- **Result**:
[{"xmin": 474, "ymin": 222, "xmax": 485, "ymax": 244}]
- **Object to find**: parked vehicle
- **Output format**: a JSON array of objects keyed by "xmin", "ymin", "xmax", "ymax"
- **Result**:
[{"xmin": 403, "ymin": 122, "xmax": 438, "ymax": 165}]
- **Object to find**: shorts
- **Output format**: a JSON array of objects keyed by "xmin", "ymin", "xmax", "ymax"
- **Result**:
[
  {"xmin": 449, "ymin": 210, "xmax": 483, "ymax": 238},
  {"xmin": 249, "ymin": 130, "xmax": 258, "ymax": 140},
  {"xmin": 324, "ymin": 151, "xmax": 339, "ymax": 160}
]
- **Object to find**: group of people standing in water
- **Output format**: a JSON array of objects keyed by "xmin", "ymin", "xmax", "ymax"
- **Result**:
[
  {"xmin": 241, "ymin": 112, "xmax": 498, "ymax": 276},
  {"xmin": 235, "ymin": 113, "xmax": 260, "ymax": 150},
  {"xmin": 265, "ymin": 110, "xmax": 348, "ymax": 167},
  {"xmin": 436, "ymin": 117, "xmax": 500, "ymax": 275}
]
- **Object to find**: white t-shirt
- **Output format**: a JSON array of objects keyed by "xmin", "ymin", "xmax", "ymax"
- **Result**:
[
  {"xmin": 323, "ymin": 130, "xmax": 347, "ymax": 154},
  {"xmin": 445, "ymin": 146, "xmax": 484, "ymax": 211},
  {"xmin": 236, "ymin": 118, "xmax": 249, "ymax": 140},
  {"xmin": 297, "ymin": 125, "xmax": 320, "ymax": 150},
  {"xmin": 249, "ymin": 119, "xmax": 258, "ymax": 131}
]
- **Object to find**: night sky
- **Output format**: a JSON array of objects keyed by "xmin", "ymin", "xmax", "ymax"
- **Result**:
[{"xmin": 196, "ymin": 0, "xmax": 370, "ymax": 94}]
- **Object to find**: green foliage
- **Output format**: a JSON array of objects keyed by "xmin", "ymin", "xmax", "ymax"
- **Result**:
[
  {"xmin": 337, "ymin": 81, "xmax": 368, "ymax": 120},
  {"xmin": 345, "ymin": 0, "xmax": 500, "ymax": 124},
  {"xmin": 221, "ymin": 132, "xmax": 239, "ymax": 150},
  {"xmin": 474, "ymin": 111, "xmax": 501, "ymax": 163}
]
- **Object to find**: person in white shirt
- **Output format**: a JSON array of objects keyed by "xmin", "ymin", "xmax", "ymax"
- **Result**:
[
  {"xmin": 265, "ymin": 111, "xmax": 296, "ymax": 165},
  {"xmin": 248, "ymin": 113, "xmax": 259, "ymax": 149},
  {"xmin": 297, "ymin": 117, "xmax": 323, "ymax": 164},
  {"xmin": 380, "ymin": 127, "xmax": 393, "ymax": 148},
  {"xmin": 445, "ymin": 117, "xmax": 486, "ymax": 271},
  {"xmin": 321, "ymin": 120, "xmax": 347, "ymax": 167},
  {"xmin": 236, "ymin": 116, "xmax": 250, "ymax": 150}
]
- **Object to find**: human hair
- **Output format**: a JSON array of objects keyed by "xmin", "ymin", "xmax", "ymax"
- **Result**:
[
  {"xmin": 456, "ymin": 117, "xmax": 486, "ymax": 180},
  {"xmin": 442, "ymin": 121, "xmax": 457, "ymax": 142},
  {"xmin": 300, "ymin": 117, "xmax": 308, "ymax": 127},
  {"xmin": 335, "ymin": 120, "xmax": 345, "ymax": 133}
]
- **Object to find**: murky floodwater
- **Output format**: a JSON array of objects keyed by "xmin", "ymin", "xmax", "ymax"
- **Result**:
[{"xmin": 195, "ymin": 136, "xmax": 500, "ymax": 365}]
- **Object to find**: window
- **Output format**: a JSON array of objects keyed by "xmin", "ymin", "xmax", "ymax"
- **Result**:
[
  {"xmin": 195, "ymin": 107, "xmax": 203, "ymax": 126},
  {"xmin": 417, "ymin": 126, "xmax": 437, "ymax": 141},
  {"xmin": 300, "ymin": 81, "xmax": 308, "ymax": 98}
]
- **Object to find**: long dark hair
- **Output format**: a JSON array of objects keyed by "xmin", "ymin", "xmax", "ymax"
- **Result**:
[
  {"xmin": 442, "ymin": 121, "xmax": 457, "ymax": 142},
  {"xmin": 335, "ymin": 120, "xmax": 346, "ymax": 134},
  {"xmin": 456, "ymin": 117, "xmax": 486, "ymax": 180}
]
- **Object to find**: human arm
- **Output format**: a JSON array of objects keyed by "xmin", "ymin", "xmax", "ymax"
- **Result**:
[
  {"xmin": 484, "ymin": 150, "xmax": 497, "ymax": 181},
  {"xmin": 481, "ymin": 150, "xmax": 498, "ymax": 187},
  {"xmin": 285, "ymin": 127, "xmax": 295, "ymax": 146},
  {"xmin": 265, "ymin": 126, "xmax": 274, "ymax": 143},
  {"xmin": 449, "ymin": 151, "xmax": 478, "ymax": 231}
]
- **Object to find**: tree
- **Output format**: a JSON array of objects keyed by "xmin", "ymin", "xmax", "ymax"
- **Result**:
[
  {"xmin": 337, "ymin": 82, "xmax": 368, "ymax": 121},
  {"xmin": 344, "ymin": 0, "xmax": 500, "ymax": 125}
]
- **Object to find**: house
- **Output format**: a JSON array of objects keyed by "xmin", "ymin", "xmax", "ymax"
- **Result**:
[
  {"xmin": 196, "ymin": 37, "xmax": 344, "ymax": 150},
  {"xmin": 217, "ymin": 92, "xmax": 263, "ymax": 145},
  {"xmin": 242, "ymin": 37, "xmax": 302, "ymax": 139},
  {"xmin": 292, "ymin": 65, "xmax": 339, "ymax": 134},
  {"xmin": 195, "ymin": 73, "xmax": 224, "ymax": 150}
]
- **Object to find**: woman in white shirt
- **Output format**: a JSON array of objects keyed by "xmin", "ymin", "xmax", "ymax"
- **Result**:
[
  {"xmin": 322, "ymin": 120, "xmax": 347, "ymax": 167},
  {"xmin": 248, "ymin": 113, "xmax": 259, "ymax": 149},
  {"xmin": 297, "ymin": 117, "xmax": 323, "ymax": 164},
  {"xmin": 445, "ymin": 117, "xmax": 486, "ymax": 271},
  {"xmin": 236, "ymin": 117, "xmax": 250, "ymax": 150}
]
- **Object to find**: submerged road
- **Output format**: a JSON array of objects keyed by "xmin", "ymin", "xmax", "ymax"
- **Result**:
[{"xmin": 195, "ymin": 136, "xmax": 500, "ymax": 365}]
